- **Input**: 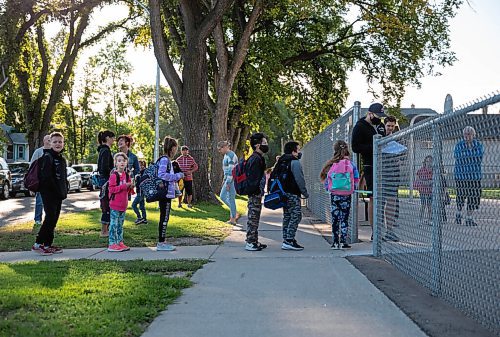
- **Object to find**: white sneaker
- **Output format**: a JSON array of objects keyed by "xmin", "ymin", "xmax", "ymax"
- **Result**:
[{"xmin": 156, "ymin": 242, "xmax": 176, "ymax": 251}]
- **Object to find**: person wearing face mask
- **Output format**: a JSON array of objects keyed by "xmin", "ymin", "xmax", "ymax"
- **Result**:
[
  {"xmin": 351, "ymin": 102, "xmax": 387, "ymax": 240},
  {"xmin": 244, "ymin": 132, "xmax": 269, "ymax": 251},
  {"xmin": 269, "ymin": 141, "xmax": 309, "ymax": 250}
]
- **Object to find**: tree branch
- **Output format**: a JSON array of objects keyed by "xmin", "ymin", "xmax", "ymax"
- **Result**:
[
  {"xmin": 149, "ymin": 0, "xmax": 183, "ymax": 105},
  {"xmin": 213, "ymin": 22, "xmax": 229, "ymax": 79},
  {"xmin": 196, "ymin": 0, "xmax": 233, "ymax": 43},
  {"xmin": 34, "ymin": 24, "xmax": 50, "ymax": 116}
]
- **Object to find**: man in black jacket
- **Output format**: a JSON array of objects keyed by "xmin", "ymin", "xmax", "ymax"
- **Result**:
[
  {"xmin": 32, "ymin": 132, "xmax": 68, "ymax": 255},
  {"xmin": 245, "ymin": 132, "xmax": 269, "ymax": 251},
  {"xmin": 351, "ymin": 103, "xmax": 386, "ymax": 239},
  {"xmin": 271, "ymin": 141, "xmax": 309, "ymax": 251}
]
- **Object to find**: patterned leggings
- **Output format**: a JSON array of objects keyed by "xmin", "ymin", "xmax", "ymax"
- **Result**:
[{"xmin": 330, "ymin": 194, "xmax": 351, "ymax": 244}]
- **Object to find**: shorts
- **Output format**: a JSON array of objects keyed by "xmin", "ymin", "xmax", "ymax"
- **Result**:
[
  {"xmin": 456, "ymin": 180, "xmax": 481, "ymax": 210},
  {"xmin": 420, "ymin": 194, "xmax": 432, "ymax": 206},
  {"xmin": 182, "ymin": 180, "xmax": 194, "ymax": 196},
  {"xmin": 363, "ymin": 165, "xmax": 373, "ymax": 192}
]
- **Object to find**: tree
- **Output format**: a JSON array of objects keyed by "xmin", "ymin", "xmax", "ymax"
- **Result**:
[{"xmin": 0, "ymin": 0, "xmax": 136, "ymax": 156}]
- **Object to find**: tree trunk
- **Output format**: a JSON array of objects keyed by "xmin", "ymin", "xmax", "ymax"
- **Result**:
[{"xmin": 180, "ymin": 43, "xmax": 218, "ymax": 203}]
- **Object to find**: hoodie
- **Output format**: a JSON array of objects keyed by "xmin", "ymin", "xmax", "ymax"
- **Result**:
[
  {"xmin": 351, "ymin": 118, "xmax": 386, "ymax": 166},
  {"xmin": 158, "ymin": 156, "xmax": 184, "ymax": 199},
  {"xmin": 39, "ymin": 149, "xmax": 67, "ymax": 199},
  {"xmin": 97, "ymin": 144, "xmax": 114, "ymax": 178}
]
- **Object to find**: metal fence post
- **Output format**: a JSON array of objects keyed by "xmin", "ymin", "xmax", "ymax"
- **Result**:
[
  {"xmin": 350, "ymin": 101, "xmax": 361, "ymax": 243},
  {"xmin": 431, "ymin": 121, "xmax": 443, "ymax": 296},
  {"xmin": 372, "ymin": 134, "xmax": 382, "ymax": 257}
]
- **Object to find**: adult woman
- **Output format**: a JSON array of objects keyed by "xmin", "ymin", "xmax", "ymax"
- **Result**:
[
  {"xmin": 97, "ymin": 130, "xmax": 115, "ymax": 237},
  {"xmin": 217, "ymin": 141, "xmax": 239, "ymax": 224}
]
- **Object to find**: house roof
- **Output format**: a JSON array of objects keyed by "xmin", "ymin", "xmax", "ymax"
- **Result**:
[{"xmin": 10, "ymin": 133, "xmax": 28, "ymax": 144}]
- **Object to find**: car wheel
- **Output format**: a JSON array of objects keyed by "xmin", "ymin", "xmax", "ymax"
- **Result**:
[
  {"xmin": 0, "ymin": 183, "xmax": 9, "ymax": 200},
  {"xmin": 89, "ymin": 184, "xmax": 95, "ymax": 191},
  {"xmin": 67, "ymin": 182, "xmax": 71, "ymax": 193}
]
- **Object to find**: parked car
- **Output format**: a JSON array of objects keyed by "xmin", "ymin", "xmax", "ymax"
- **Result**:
[
  {"xmin": 0, "ymin": 157, "xmax": 11, "ymax": 200},
  {"xmin": 8, "ymin": 162, "xmax": 31, "ymax": 197},
  {"xmin": 72, "ymin": 164, "xmax": 97, "ymax": 191},
  {"xmin": 66, "ymin": 167, "xmax": 83, "ymax": 193}
]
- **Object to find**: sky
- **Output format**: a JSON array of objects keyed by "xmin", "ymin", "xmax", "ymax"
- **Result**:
[{"xmin": 75, "ymin": 0, "xmax": 500, "ymax": 114}]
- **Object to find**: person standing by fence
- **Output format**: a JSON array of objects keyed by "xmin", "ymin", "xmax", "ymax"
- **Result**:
[
  {"xmin": 351, "ymin": 103, "xmax": 387, "ymax": 240},
  {"xmin": 454, "ymin": 126, "xmax": 484, "ymax": 226},
  {"xmin": 30, "ymin": 134, "xmax": 51, "ymax": 226},
  {"xmin": 217, "ymin": 141, "xmax": 239, "ymax": 225}
]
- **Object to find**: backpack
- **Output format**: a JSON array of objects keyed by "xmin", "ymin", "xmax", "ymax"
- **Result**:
[
  {"xmin": 232, "ymin": 157, "xmax": 250, "ymax": 195},
  {"xmin": 268, "ymin": 158, "xmax": 292, "ymax": 193},
  {"xmin": 24, "ymin": 152, "xmax": 53, "ymax": 192},
  {"xmin": 326, "ymin": 159, "xmax": 355, "ymax": 195},
  {"xmin": 263, "ymin": 179, "xmax": 288, "ymax": 210},
  {"xmin": 139, "ymin": 156, "xmax": 171, "ymax": 202},
  {"xmin": 99, "ymin": 171, "xmax": 127, "ymax": 200}
]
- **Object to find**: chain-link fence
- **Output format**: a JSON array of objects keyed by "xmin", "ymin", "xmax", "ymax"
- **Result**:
[{"xmin": 373, "ymin": 93, "xmax": 500, "ymax": 334}]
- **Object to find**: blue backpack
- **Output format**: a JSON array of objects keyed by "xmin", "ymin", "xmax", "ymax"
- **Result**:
[{"xmin": 139, "ymin": 156, "xmax": 171, "ymax": 202}]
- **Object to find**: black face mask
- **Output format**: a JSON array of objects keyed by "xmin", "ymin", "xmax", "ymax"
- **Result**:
[
  {"xmin": 297, "ymin": 152, "xmax": 302, "ymax": 159},
  {"xmin": 259, "ymin": 144, "xmax": 269, "ymax": 153},
  {"xmin": 371, "ymin": 115, "xmax": 382, "ymax": 125}
]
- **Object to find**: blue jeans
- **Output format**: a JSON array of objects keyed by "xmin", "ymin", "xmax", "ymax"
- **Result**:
[
  {"xmin": 34, "ymin": 192, "xmax": 44, "ymax": 222},
  {"xmin": 132, "ymin": 192, "xmax": 146, "ymax": 219},
  {"xmin": 220, "ymin": 181, "xmax": 237, "ymax": 218},
  {"xmin": 109, "ymin": 209, "xmax": 125, "ymax": 245}
]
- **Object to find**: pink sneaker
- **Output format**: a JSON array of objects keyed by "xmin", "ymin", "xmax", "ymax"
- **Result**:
[
  {"xmin": 107, "ymin": 243, "xmax": 124, "ymax": 252},
  {"xmin": 119, "ymin": 242, "xmax": 130, "ymax": 251},
  {"xmin": 32, "ymin": 244, "xmax": 53, "ymax": 256}
]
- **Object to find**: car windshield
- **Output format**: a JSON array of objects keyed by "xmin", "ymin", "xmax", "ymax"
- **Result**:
[
  {"xmin": 73, "ymin": 165, "xmax": 93, "ymax": 172},
  {"xmin": 9, "ymin": 163, "xmax": 29, "ymax": 174}
]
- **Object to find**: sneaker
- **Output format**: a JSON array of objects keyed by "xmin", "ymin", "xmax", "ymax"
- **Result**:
[
  {"xmin": 245, "ymin": 242, "xmax": 267, "ymax": 251},
  {"xmin": 46, "ymin": 246, "xmax": 63, "ymax": 254},
  {"xmin": 32, "ymin": 244, "xmax": 53, "ymax": 256},
  {"xmin": 465, "ymin": 219, "xmax": 478, "ymax": 226},
  {"xmin": 282, "ymin": 239, "xmax": 304, "ymax": 251},
  {"xmin": 455, "ymin": 213, "xmax": 462, "ymax": 225},
  {"xmin": 341, "ymin": 243, "xmax": 352, "ymax": 249},
  {"xmin": 134, "ymin": 218, "xmax": 143, "ymax": 225},
  {"xmin": 187, "ymin": 204, "xmax": 193, "ymax": 208},
  {"xmin": 178, "ymin": 203, "xmax": 183, "ymax": 208},
  {"xmin": 331, "ymin": 242, "xmax": 340, "ymax": 250},
  {"xmin": 107, "ymin": 244, "xmax": 124, "ymax": 252},
  {"xmin": 141, "ymin": 219, "xmax": 148, "ymax": 224},
  {"xmin": 156, "ymin": 242, "xmax": 176, "ymax": 251},
  {"xmin": 119, "ymin": 242, "xmax": 130, "ymax": 251}
]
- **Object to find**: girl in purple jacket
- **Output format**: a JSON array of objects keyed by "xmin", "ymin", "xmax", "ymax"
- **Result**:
[{"xmin": 157, "ymin": 137, "xmax": 184, "ymax": 251}]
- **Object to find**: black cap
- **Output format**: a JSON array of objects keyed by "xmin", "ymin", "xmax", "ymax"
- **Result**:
[
  {"xmin": 368, "ymin": 103, "xmax": 387, "ymax": 117},
  {"xmin": 181, "ymin": 146, "xmax": 189, "ymax": 151}
]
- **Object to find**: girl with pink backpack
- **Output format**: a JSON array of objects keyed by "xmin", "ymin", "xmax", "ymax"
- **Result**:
[{"xmin": 320, "ymin": 140, "xmax": 360, "ymax": 249}]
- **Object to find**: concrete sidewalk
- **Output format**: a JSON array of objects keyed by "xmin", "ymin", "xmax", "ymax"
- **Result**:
[{"xmin": 142, "ymin": 208, "xmax": 427, "ymax": 337}]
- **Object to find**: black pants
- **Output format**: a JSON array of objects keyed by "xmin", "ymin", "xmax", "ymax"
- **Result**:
[
  {"xmin": 158, "ymin": 198, "xmax": 172, "ymax": 242},
  {"xmin": 36, "ymin": 192, "xmax": 63, "ymax": 246}
]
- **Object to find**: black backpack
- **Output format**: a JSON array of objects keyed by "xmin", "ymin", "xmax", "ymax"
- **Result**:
[
  {"xmin": 268, "ymin": 158, "xmax": 292, "ymax": 193},
  {"xmin": 232, "ymin": 155, "xmax": 263, "ymax": 195}
]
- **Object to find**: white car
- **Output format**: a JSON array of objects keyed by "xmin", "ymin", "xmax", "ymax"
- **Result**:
[{"xmin": 66, "ymin": 167, "xmax": 83, "ymax": 193}]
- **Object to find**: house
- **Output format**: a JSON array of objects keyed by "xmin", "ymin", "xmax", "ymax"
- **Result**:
[{"xmin": 0, "ymin": 124, "xmax": 29, "ymax": 163}]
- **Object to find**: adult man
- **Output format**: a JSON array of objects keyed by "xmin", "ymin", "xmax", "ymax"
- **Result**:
[
  {"xmin": 176, "ymin": 146, "xmax": 198, "ymax": 208},
  {"xmin": 117, "ymin": 135, "xmax": 140, "ymax": 174},
  {"xmin": 351, "ymin": 103, "xmax": 387, "ymax": 240},
  {"xmin": 382, "ymin": 115, "xmax": 400, "ymax": 241},
  {"xmin": 30, "ymin": 135, "xmax": 51, "ymax": 225},
  {"xmin": 454, "ymin": 126, "xmax": 484, "ymax": 226},
  {"xmin": 271, "ymin": 141, "xmax": 309, "ymax": 250},
  {"xmin": 245, "ymin": 132, "xmax": 268, "ymax": 251}
]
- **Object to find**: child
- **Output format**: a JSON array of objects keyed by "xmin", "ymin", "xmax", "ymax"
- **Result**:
[
  {"xmin": 107, "ymin": 152, "xmax": 134, "ymax": 252},
  {"xmin": 320, "ymin": 140, "xmax": 360, "ymax": 249},
  {"xmin": 415, "ymin": 155, "xmax": 433, "ymax": 225},
  {"xmin": 132, "ymin": 160, "xmax": 148, "ymax": 224},
  {"xmin": 31, "ymin": 132, "xmax": 68, "ymax": 255},
  {"xmin": 157, "ymin": 136, "xmax": 184, "ymax": 251}
]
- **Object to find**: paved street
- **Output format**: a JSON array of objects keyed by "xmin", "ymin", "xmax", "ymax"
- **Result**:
[{"xmin": 0, "ymin": 190, "xmax": 100, "ymax": 227}]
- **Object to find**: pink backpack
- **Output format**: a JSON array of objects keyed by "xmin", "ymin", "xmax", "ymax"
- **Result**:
[{"xmin": 326, "ymin": 159, "xmax": 355, "ymax": 195}]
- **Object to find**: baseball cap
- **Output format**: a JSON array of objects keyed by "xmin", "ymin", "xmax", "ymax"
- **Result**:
[
  {"xmin": 181, "ymin": 145, "xmax": 189, "ymax": 151},
  {"xmin": 368, "ymin": 103, "xmax": 387, "ymax": 117}
]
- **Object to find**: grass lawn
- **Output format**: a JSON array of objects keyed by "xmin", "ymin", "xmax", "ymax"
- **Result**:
[
  {"xmin": 398, "ymin": 188, "xmax": 500, "ymax": 200},
  {"xmin": 0, "ymin": 197, "xmax": 248, "ymax": 252},
  {"xmin": 0, "ymin": 259, "xmax": 206, "ymax": 337}
]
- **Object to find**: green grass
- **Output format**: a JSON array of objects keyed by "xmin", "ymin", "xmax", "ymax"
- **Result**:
[
  {"xmin": 398, "ymin": 188, "xmax": 500, "ymax": 199},
  {"xmin": 0, "ymin": 197, "xmax": 248, "ymax": 252},
  {"xmin": 0, "ymin": 259, "xmax": 206, "ymax": 337}
]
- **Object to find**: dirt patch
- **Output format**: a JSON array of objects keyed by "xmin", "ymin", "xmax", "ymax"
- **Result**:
[{"xmin": 347, "ymin": 256, "xmax": 497, "ymax": 337}]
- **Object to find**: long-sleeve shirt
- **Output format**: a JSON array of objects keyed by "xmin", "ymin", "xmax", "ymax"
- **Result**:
[
  {"xmin": 30, "ymin": 147, "xmax": 45, "ymax": 163},
  {"xmin": 176, "ymin": 155, "xmax": 198, "ymax": 181},
  {"xmin": 351, "ymin": 118, "xmax": 386, "ymax": 166},
  {"xmin": 39, "ymin": 149, "xmax": 67, "ymax": 199},
  {"xmin": 158, "ymin": 156, "xmax": 183, "ymax": 199},
  {"xmin": 246, "ymin": 152, "xmax": 266, "ymax": 196},
  {"xmin": 222, "ymin": 150, "xmax": 238, "ymax": 184},
  {"xmin": 108, "ymin": 171, "xmax": 134, "ymax": 212},
  {"xmin": 127, "ymin": 150, "xmax": 140, "ymax": 176},
  {"xmin": 290, "ymin": 160, "xmax": 309, "ymax": 198},
  {"xmin": 97, "ymin": 144, "xmax": 113, "ymax": 179}
]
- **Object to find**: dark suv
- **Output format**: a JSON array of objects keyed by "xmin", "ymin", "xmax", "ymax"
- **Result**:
[
  {"xmin": 0, "ymin": 157, "xmax": 12, "ymax": 200},
  {"xmin": 8, "ymin": 162, "xmax": 31, "ymax": 197}
]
